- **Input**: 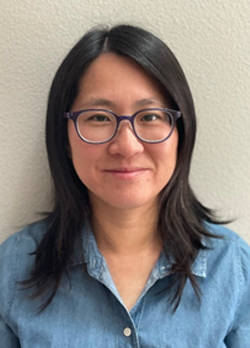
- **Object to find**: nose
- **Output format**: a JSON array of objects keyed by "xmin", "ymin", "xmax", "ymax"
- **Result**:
[{"xmin": 108, "ymin": 120, "xmax": 144, "ymax": 157}]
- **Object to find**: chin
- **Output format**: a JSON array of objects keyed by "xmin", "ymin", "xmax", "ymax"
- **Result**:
[{"xmin": 105, "ymin": 195, "xmax": 159, "ymax": 211}]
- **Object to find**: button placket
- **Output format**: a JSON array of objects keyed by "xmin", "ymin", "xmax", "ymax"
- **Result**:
[{"xmin": 123, "ymin": 327, "xmax": 132, "ymax": 337}]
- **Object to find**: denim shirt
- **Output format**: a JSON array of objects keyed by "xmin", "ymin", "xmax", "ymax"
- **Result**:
[{"xmin": 0, "ymin": 222, "xmax": 250, "ymax": 348}]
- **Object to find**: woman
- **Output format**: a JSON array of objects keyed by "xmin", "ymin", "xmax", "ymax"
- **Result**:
[{"xmin": 0, "ymin": 24, "xmax": 249, "ymax": 347}]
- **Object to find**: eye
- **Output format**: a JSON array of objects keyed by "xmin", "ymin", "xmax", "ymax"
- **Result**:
[
  {"xmin": 89, "ymin": 114, "xmax": 111, "ymax": 122},
  {"xmin": 139, "ymin": 113, "xmax": 162, "ymax": 122},
  {"xmin": 78, "ymin": 111, "xmax": 115, "ymax": 126},
  {"xmin": 136, "ymin": 110, "xmax": 172, "ymax": 127}
]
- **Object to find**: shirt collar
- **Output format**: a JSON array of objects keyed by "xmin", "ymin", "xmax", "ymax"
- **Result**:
[
  {"xmin": 71, "ymin": 225, "xmax": 207, "ymax": 279},
  {"xmin": 156, "ymin": 246, "xmax": 207, "ymax": 279}
]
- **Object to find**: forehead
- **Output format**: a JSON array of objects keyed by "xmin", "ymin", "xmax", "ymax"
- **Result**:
[
  {"xmin": 81, "ymin": 53, "xmax": 152, "ymax": 83},
  {"xmin": 72, "ymin": 53, "xmax": 171, "ymax": 110}
]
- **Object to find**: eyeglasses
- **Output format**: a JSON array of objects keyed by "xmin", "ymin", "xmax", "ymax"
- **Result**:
[{"xmin": 64, "ymin": 108, "xmax": 181, "ymax": 144}]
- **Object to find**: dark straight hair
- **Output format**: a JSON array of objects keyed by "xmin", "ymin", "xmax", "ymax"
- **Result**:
[{"xmin": 23, "ymin": 24, "xmax": 224, "ymax": 311}]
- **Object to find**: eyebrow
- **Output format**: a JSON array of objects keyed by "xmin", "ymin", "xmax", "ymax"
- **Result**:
[
  {"xmin": 76, "ymin": 97, "xmax": 165, "ymax": 109},
  {"xmin": 78, "ymin": 98, "xmax": 114, "ymax": 108},
  {"xmin": 134, "ymin": 98, "xmax": 165, "ymax": 107}
]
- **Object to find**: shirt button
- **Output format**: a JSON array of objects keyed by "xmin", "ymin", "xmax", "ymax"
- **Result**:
[{"xmin": 123, "ymin": 327, "xmax": 132, "ymax": 337}]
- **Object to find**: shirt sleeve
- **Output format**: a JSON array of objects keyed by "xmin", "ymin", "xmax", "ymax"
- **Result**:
[
  {"xmin": 224, "ymin": 238, "xmax": 250, "ymax": 347},
  {"xmin": 0, "ymin": 234, "xmax": 21, "ymax": 348}
]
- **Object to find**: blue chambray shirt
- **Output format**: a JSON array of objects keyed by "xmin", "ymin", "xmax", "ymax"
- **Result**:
[{"xmin": 0, "ymin": 221, "xmax": 250, "ymax": 348}]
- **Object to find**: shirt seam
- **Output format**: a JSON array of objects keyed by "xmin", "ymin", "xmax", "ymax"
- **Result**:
[
  {"xmin": 136, "ymin": 294, "xmax": 146, "ymax": 331},
  {"xmin": 5, "ymin": 234, "xmax": 20, "ymax": 325},
  {"xmin": 235, "ymin": 238, "xmax": 244, "ymax": 313}
]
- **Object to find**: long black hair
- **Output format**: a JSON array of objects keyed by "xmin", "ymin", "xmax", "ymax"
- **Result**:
[{"xmin": 23, "ymin": 24, "xmax": 224, "ymax": 311}]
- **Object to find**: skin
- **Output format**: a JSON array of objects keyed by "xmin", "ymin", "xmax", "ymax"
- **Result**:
[{"xmin": 67, "ymin": 53, "xmax": 179, "ymax": 309}]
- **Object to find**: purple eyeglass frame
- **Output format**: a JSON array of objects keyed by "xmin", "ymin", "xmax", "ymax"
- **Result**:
[{"xmin": 64, "ymin": 107, "xmax": 181, "ymax": 144}]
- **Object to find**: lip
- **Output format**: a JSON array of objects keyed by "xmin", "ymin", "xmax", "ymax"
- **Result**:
[{"xmin": 104, "ymin": 167, "xmax": 149, "ymax": 179}]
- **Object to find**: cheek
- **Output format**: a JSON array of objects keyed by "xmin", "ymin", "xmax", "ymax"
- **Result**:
[
  {"xmin": 151, "ymin": 131, "xmax": 178, "ymax": 164},
  {"xmin": 68, "ymin": 123, "xmax": 89, "ymax": 172},
  {"xmin": 70, "ymin": 141, "xmax": 94, "ymax": 171},
  {"xmin": 153, "ymin": 133, "xmax": 179, "ymax": 183},
  {"xmin": 68, "ymin": 123, "xmax": 104, "ymax": 181},
  {"xmin": 68, "ymin": 122, "xmax": 88, "ymax": 158},
  {"xmin": 167, "ymin": 131, "xmax": 179, "ymax": 162}
]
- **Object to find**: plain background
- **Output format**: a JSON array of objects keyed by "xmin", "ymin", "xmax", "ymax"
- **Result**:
[{"xmin": 0, "ymin": 0, "xmax": 249, "ymax": 244}]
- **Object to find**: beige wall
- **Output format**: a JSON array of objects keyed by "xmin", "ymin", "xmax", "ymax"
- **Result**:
[{"xmin": 0, "ymin": 0, "xmax": 249, "ymax": 244}]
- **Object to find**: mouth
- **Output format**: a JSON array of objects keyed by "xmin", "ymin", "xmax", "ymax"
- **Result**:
[{"xmin": 104, "ymin": 167, "xmax": 149, "ymax": 179}]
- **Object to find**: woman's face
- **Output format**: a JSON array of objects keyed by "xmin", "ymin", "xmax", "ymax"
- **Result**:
[{"xmin": 67, "ymin": 53, "xmax": 178, "ymax": 212}]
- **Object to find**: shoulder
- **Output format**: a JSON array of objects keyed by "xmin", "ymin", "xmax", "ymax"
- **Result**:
[
  {"xmin": 0, "ymin": 220, "xmax": 47, "ymax": 261},
  {"xmin": 205, "ymin": 222, "xmax": 250, "ymax": 252},
  {"xmin": 0, "ymin": 221, "xmax": 48, "ymax": 318},
  {"xmin": 204, "ymin": 223, "xmax": 250, "ymax": 285},
  {"xmin": 0, "ymin": 220, "xmax": 48, "ymax": 276}
]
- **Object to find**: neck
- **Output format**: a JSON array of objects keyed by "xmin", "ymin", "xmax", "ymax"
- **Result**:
[{"xmin": 90, "ymin": 200, "xmax": 161, "ymax": 255}]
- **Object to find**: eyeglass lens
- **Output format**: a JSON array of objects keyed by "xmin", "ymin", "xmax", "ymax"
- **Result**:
[{"xmin": 76, "ymin": 109, "xmax": 173, "ymax": 143}]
